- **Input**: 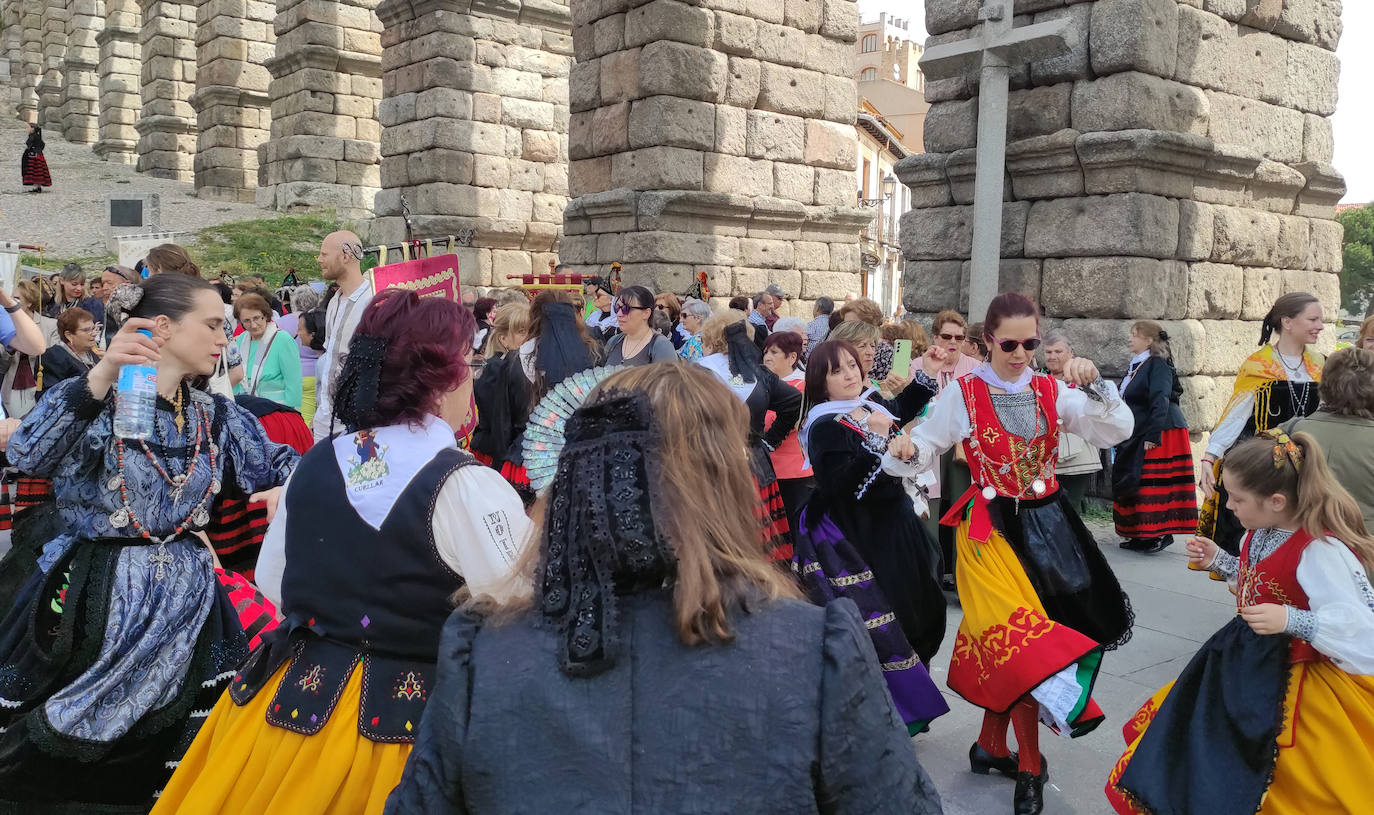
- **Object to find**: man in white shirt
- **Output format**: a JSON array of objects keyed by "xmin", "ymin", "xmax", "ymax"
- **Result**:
[{"xmin": 312, "ymin": 230, "xmax": 375, "ymax": 440}]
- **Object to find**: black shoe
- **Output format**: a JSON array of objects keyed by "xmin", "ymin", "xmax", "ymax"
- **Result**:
[
  {"xmin": 1014, "ymin": 769, "xmax": 1046, "ymax": 815},
  {"xmin": 969, "ymin": 743, "xmax": 1018, "ymax": 778},
  {"xmin": 1141, "ymin": 535, "xmax": 1175, "ymax": 554},
  {"xmin": 1120, "ymin": 537, "xmax": 1155, "ymax": 551}
]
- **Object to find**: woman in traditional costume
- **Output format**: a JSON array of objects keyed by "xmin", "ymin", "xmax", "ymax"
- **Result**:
[
  {"xmin": 21, "ymin": 123, "xmax": 50, "ymax": 192},
  {"xmin": 694, "ymin": 310, "xmax": 802, "ymax": 560},
  {"xmin": 1106, "ymin": 430, "xmax": 1374, "ymax": 815},
  {"xmin": 907, "ymin": 293, "xmax": 1134, "ymax": 815},
  {"xmin": 793, "ymin": 339, "xmax": 949, "ymax": 736},
  {"xmin": 387, "ymin": 363, "xmax": 944, "ymax": 814},
  {"xmin": 760, "ymin": 330, "xmax": 813, "ymax": 537},
  {"xmin": 154, "ymin": 289, "xmax": 532, "ymax": 815},
  {"xmin": 1199, "ymin": 292, "xmax": 1324, "ymax": 555},
  {"xmin": 1112, "ymin": 321, "xmax": 1197, "ymax": 554},
  {"xmin": 0, "ymin": 274, "xmax": 298, "ymax": 812}
]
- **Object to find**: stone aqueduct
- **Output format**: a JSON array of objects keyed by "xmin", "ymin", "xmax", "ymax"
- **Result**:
[{"xmin": 0, "ymin": 0, "xmax": 876, "ymax": 302}]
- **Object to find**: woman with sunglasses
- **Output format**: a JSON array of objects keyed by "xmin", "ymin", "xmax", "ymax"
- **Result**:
[
  {"xmin": 604, "ymin": 285, "xmax": 677, "ymax": 367},
  {"xmin": 583, "ymin": 276, "xmax": 618, "ymax": 341},
  {"xmin": 907, "ymin": 293, "xmax": 1134, "ymax": 815}
]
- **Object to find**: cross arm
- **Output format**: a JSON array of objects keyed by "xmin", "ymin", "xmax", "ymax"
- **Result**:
[{"xmin": 918, "ymin": 17, "xmax": 1074, "ymax": 83}]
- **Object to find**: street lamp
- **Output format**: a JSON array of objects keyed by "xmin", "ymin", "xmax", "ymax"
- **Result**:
[{"xmin": 881, "ymin": 173, "xmax": 897, "ymax": 200}]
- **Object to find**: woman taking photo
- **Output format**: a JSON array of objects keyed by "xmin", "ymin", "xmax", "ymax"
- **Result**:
[
  {"xmin": 387, "ymin": 363, "xmax": 943, "ymax": 814},
  {"xmin": 0, "ymin": 274, "xmax": 298, "ymax": 812},
  {"xmin": 604, "ymin": 285, "xmax": 676, "ymax": 367},
  {"xmin": 696, "ymin": 310, "xmax": 802, "ymax": 558},
  {"xmin": 760, "ymin": 330, "xmax": 812, "ymax": 539},
  {"xmin": 154, "ymin": 289, "xmax": 531, "ymax": 815},
  {"xmin": 234, "ymin": 292, "xmax": 303, "ymax": 409},
  {"xmin": 1112, "ymin": 321, "xmax": 1196, "ymax": 554},
  {"xmin": 908, "ymin": 293, "xmax": 1134, "ymax": 815},
  {"xmin": 794, "ymin": 339, "xmax": 949, "ymax": 737},
  {"xmin": 37, "ymin": 307, "xmax": 100, "ymax": 397},
  {"xmin": 1199, "ymin": 292, "xmax": 1324, "ymax": 556}
]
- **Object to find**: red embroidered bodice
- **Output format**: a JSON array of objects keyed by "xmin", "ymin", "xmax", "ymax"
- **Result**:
[
  {"xmin": 958, "ymin": 373, "xmax": 1061, "ymax": 500},
  {"xmin": 1238, "ymin": 528, "xmax": 1321, "ymax": 663}
]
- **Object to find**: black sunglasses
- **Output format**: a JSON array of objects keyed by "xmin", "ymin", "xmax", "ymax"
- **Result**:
[{"xmin": 991, "ymin": 336, "xmax": 1042, "ymax": 353}]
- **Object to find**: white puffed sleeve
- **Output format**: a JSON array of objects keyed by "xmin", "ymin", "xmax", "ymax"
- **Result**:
[
  {"xmin": 432, "ymin": 465, "xmax": 534, "ymax": 604},
  {"xmin": 1055, "ymin": 379, "xmax": 1134, "ymax": 450},
  {"xmin": 1291, "ymin": 538, "xmax": 1374, "ymax": 675},
  {"xmin": 1206, "ymin": 393, "xmax": 1255, "ymax": 459},
  {"xmin": 254, "ymin": 470, "xmax": 293, "ymax": 610},
  {"xmin": 907, "ymin": 385, "xmax": 973, "ymax": 474}
]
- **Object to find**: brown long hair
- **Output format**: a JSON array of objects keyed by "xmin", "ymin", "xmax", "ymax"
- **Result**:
[
  {"xmin": 145, "ymin": 243, "xmax": 201, "ymax": 278},
  {"xmin": 487, "ymin": 364, "xmax": 800, "ymax": 643},
  {"xmin": 1224, "ymin": 431, "xmax": 1374, "ymax": 572}
]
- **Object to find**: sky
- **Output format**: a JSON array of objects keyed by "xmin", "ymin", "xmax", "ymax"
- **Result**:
[{"xmin": 857, "ymin": 0, "xmax": 1374, "ymax": 203}]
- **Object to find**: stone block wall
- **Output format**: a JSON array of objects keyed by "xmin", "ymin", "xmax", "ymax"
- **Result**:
[
  {"xmin": 135, "ymin": 0, "xmax": 197, "ymax": 180},
  {"xmin": 38, "ymin": 0, "xmax": 67, "ymax": 127},
  {"xmin": 255, "ymin": 0, "xmax": 382, "ymax": 217},
  {"xmin": 899, "ymin": 0, "xmax": 1345, "ymax": 431},
  {"xmin": 17, "ymin": 0, "xmax": 43, "ymax": 121},
  {"xmin": 557, "ymin": 0, "xmax": 872, "ymax": 307},
  {"xmin": 4, "ymin": 3, "xmax": 23, "ymax": 116},
  {"xmin": 59, "ymin": 0, "xmax": 101, "ymax": 142},
  {"xmin": 93, "ymin": 0, "xmax": 139, "ymax": 162},
  {"xmin": 371, "ymin": 0, "xmax": 573, "ymax": 285},
  {"xmin": 190, "ymin": 0, "xmax": 273, "ymax": 201}
]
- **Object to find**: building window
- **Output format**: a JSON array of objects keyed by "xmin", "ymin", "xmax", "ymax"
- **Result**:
[
  {"xmin": 861, "ymin": 34, "xmax": 878, "ymax": 53},
  {"xmin": 859, "ymin": 67, "xmax": 877, "ymax": 82}
]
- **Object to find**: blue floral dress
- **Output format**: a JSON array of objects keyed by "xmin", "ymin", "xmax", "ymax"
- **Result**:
[{"xmin": 0, "ymin": 376, "xmax": 297, "ymax": 812}]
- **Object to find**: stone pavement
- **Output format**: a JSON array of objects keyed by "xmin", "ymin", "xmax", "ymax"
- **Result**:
[
  {"xmin": 914, "ymin": 522, "xmax": 1235, "ymax": 815},
  {"xmin": 0, "ymin": 115, "xmax": 275, "ymax": 257}
]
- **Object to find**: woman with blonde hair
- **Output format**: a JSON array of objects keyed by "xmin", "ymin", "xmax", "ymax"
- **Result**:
[
  {"xmin": 387, "ymin": 364, "xmax": 943, "ymax": 813},
  {"xmin": 838, "ymin": 297, "xmax": 894, "ymax": 379},
  {"xmin": 1109, "ymin": 429, "xmax": 1374, "ymax": 815},
  {"xmin": 696, "ymin": 309, "xmax": 802, "ymax": 558},
  {"xmin": 473, "ymin": 302, "xmax": 533, "ymax": 479}
]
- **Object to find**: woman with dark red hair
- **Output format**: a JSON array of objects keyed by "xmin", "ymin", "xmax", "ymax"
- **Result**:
[{"xmin": 154, "ymin": 289, "xmax": 534, "ymax": 815}]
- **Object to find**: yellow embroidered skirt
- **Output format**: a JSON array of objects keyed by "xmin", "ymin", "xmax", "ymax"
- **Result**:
[
  {"xmin": 1107, "ymin": 661, "xmax": 1374, "ymax": 813},
  {"xmin": 152, "ymin": 662, "xmax": 411, "ymax": 815}
]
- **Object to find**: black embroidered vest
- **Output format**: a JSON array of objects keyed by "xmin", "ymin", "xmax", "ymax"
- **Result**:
[{"xmin": 229, "ymin": 441, "xmax": 473, "ymax": 743}]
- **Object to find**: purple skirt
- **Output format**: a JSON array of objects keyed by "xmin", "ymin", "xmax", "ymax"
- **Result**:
[{"xmin": 793, "ymin": 509, "xmax": 949, "ymax": 734}]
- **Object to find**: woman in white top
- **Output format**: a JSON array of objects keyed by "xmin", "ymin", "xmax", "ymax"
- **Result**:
[
  {"xmin": 1198, "ymin": 292, "xmax": 1325, "ymax": 556},
  {"xmin": 155, "ymin": 288, "xmax": 532, "ymax": 815}
]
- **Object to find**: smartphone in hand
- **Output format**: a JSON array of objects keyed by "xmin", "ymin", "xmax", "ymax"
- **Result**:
[{"xmin": 891, "ymin": 339, "xmax": 913, "ymax": 377}]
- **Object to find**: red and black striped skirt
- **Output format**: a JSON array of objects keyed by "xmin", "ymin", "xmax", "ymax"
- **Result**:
[
  {"xmin": 21, "ymin": 152, "xmax": 50, "ymax": 187},
  {"xmin": 756, "ymin": 476, "xmax": 792, "ymax": 562},
  {"xmin": 1113, "ymin": 427, "xmax": 1198, "ymax": 538}
]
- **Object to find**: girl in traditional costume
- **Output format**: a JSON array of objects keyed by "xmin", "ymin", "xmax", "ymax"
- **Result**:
[
  {"xmin": 792, "ymin": 339, "xmax": 949, "ymax": 736},
  {"xmin": 1112, "ymin": 321, "xmax": 1197, "ymax": 553},
  {"xmin": 0, "ymin": 274, "xmax": 298, "ymax": 812},
  {"xmin": 907, "ymin": 293, "xmax": 1134, "ymax": 815},
  {"xmin": 1199, "ymin": 292, "xmax": 1324, "ymax": 555},
  {"xmin": 21, "ymin": 123, "xmax": 50, "ymax": 192},
  {"xmin": 1106, "ymin": 429, "xmax": 1374, "ymax": 815},
  {"xmin": 694, "ymin": 310, "xmax": 802, "ymax": 560},
  {"xmin": 153, "ymin": 289, "xmax": 531, "ymax": 815}
]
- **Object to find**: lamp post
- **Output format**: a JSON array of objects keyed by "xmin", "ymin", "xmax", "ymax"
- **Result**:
[{"xmin": 858, "ymin": 173, "xmax": 899, "ymax": 305}]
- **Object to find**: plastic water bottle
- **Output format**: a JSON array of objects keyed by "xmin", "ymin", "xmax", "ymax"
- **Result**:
[{"xmin": 113, "ymin": 330, "xmax": 158, "ymax": 440}]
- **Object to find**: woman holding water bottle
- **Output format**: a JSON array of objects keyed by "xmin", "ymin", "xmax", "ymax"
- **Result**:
[{"xmin": 0, "ymin": 273, "xmax": 299, "ymax": 813}]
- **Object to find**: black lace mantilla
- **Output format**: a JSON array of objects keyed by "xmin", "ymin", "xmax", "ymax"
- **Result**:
[{"xmin": 537, "ymin": 390, "xmax": 676, "ymax": 677}]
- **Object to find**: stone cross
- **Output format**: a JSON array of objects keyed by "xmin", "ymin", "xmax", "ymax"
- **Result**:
[{"xmin": 919, "ymin": 0, "xmax": 1074, "ymax": 321}]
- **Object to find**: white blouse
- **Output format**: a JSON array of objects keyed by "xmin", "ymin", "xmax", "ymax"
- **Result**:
[
  {"xmin": 907, "ymin": 376, "xmax": 1134, "ymax": 474},
  {"xmin": 1206, "ymin": 354, "xmax": 1315, "ymax": 459},
  {"xmin": 255, "ymin": 464, "xmax": 533, "ymax": 610},
  {"xmin": 1293, "ymin": 540, "xmax": 1374, "ymax": 674}
]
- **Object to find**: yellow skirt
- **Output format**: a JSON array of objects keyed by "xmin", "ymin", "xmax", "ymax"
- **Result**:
[
  {"xmin": 152, "ymin": 662, "xmax": 411, "ymax": 815},
  {"xmin": 949, "ymin": 519, "xmax": 1105, "ymax": 730},
  {"xmin": 1108, "ymin": 662, "xmax": 1374, "ymax": 813},
  {"xmin": 300, "ymin": 376, "xmax": 317, "ymax": 427}
]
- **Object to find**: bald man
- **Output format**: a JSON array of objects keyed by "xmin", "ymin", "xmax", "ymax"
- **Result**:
[{"xmin": 313, "ymin": 230, "xmax": 375, "ymax": 440}]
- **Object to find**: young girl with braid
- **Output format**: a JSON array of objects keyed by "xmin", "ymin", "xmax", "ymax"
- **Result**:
[{"xmin": 1107, "ymin": 430, "xmax": 1374, "ymax": 815}]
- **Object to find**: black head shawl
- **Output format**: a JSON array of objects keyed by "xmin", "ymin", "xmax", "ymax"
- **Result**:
[
  {"xmin": 537, "ymin": 390, "xmax": 676, "ymax": 677},
  {"xmin": 724, "ymin": 320, "xmax": 762, "ymax": 384},
  {"xmin": 535, "ymin": 301, "xmax": 596, "ymax": 390},
  {"xmin": 333, "ymin": 334, "xmax": 388, "ymax": 433}
]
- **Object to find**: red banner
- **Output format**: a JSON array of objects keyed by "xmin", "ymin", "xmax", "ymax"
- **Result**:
[{"xmin": 372, "ymin": 253, "xmax": 460, "ymax": 302}]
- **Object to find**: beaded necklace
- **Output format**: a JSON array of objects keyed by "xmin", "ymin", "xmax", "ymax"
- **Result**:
[
  {"xmin": 965, "ymin": 382, "xmax": 1054, "ymax": 508},
  {"xmin": 107, "ymin": 394, "xmax": 223, "ymax": 580}
]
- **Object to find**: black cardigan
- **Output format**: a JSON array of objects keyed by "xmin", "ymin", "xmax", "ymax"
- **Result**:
[{"xmin": 1121, "ymin": 355, "xmax": 1187, "ymax": 445}]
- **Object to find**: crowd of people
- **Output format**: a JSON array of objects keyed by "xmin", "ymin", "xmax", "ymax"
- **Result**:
[{"xmin": 0, "ymin": 238, "xmax": 1373, "ymax": 815}]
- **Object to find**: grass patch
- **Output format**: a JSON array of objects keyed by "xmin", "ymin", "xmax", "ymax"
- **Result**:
[
  {"xmin": 188, "ymin": 212, "xmax": 343, "ymax": 286},
  {"xmin": 22, "ymin": 250, "xmax": 119, "ymax": 272}
]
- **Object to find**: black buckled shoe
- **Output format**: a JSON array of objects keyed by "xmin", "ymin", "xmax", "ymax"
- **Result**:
[
  {"xmin": 1142, "ymin": 535, "xmax": 1175, "ymax": 554},
  {"xmin": 969, "ymin": 743, "xmax": 1018, "ymax": 778},
  {"xmin": 1014, "ymin": 770, "xmax": 1046, "ymax": 815}
]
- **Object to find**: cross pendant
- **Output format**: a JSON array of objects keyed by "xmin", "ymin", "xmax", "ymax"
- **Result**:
[{"xmin": 149, "ymin": 544, "xmax": 174, "ymax": 582}]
